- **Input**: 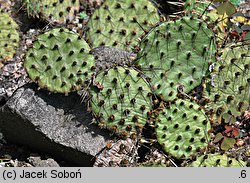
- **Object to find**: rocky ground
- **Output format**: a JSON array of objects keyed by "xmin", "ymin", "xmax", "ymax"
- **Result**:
[{"xmin": 0, "ymin": 0, "xmax": 249, "ymax": 167}]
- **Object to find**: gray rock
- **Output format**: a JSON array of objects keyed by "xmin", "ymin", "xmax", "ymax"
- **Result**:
[
  {"xmin": 27, "ymin": 156, "xmax": 60, "ymax": 167},
  {"xmin": 92, "ymin": 46, "xmax": 136, "ymax": 73},
  {"xmin": 0, "ymin": 84, "xmax": 111, "ymax": 166}
]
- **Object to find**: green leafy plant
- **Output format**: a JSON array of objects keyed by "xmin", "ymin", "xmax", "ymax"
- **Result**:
[{"xmin": 23, "ymin": 0, "xmax": 45, "ymax": 18}]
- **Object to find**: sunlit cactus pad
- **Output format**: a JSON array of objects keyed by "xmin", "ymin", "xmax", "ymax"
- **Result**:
[
  {"xmin": 189, "ymin": 154, "xmax": 246, "ymax": 167},
  {"xmin": 24, "ymin": 28, "xmax": 95, "ymax": 94},
  {"xmin": 25, "ymin": 0, "xmax": 80, "ymax": 23},
  {"xmin": 137, "ymin": 16, "xmax": 216, "ymax": 101},
  {"xmin": 206, "ymin": 43, "xmax": 250, "ymax": 124},
  {"xmin": 90, "ymin": 67, "xmax": 152, "ymax": 138},
  {"xmin": 0, "ymin": 9, "xmax": 19, "ymax": 68},
  {"xmin": 155, "ymin": 99, "xmax": 211, "ymax": 159},
  {"xmin": 86, "ymin": 0, "xmax": 160, "ymax": 51}
]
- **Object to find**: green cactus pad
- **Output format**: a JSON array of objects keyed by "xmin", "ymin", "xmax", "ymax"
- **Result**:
[
  {"xmin": 86, "ymin": 0, "xmax": 160, "ymax": 51},
  {"xmin": 155, "ymin": 99, "xmax": 211, "ymax": 159},
  {"xmin": 136, "ymin": 16, "xmax": 216, "ymax": 101},
  {"xmin": 0, "ymin": 9, "xmax": 19, "ymax": 68},
  {"xmin": 25, "ymin": 0, "xmax": 80, "ymax": 24},
  {"xmin": 206, "ymin": 43, "xmax": 250, "ymax": 124},
  {"xmin": 90, "ymin": 67, "xmax": 152, "ymax": 138},
  {"xmin": 24, "ymin": 28, "xmax": 95, "ymax": 94},
  {"xmin": 189, "ymin": 154, "xmax": 246, "ymax": 167}
]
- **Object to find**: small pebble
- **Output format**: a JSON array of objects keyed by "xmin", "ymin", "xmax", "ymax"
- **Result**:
[{"xmin": 236, "ymin": 139, "xmax": 245, "ymax": 147}]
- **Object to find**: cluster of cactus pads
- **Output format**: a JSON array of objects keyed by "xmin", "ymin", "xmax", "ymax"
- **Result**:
[
  {"xmin": 0, "ymin": 9, "xmax": 19, "ymax": 68},
  {"xmin": 7, "ymin": 0, "xmax": 247, "ymax": 167}
]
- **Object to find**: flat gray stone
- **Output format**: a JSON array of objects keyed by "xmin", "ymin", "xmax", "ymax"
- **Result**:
[{"xmin": 0, "ymin": 84, "xmax": 111, "ymax": 166}]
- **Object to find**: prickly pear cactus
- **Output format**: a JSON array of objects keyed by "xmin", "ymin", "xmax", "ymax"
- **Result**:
[
  {"xmin": 24, "ymin": 0, "xmax": 80, "ymax": 24},
  {"xmin": 90, "ymin": 67, "xmax": 152, "ymax": 138},
  {"xmin": 0, "ymin": 9, "xmax": 19, "ymax": 68},
  {"xmin": 189, "ymin": 154, "xmax": 246, "ymax": 167},
  {"xmin": 137, "ymin": 16, "xmax": 216, "ymax": 101},
  {"xmin": 86, "ymin": 0, "xmax": 160, "ymax": 51},
  {"xmin": 24, "ymin": 28, "xmax": 95, "ymax": 94},
  {"xmin": 206, "ymin": 43, "xmax": 250, "ymax": 124},
  {"xmin": 155, "ymin": 99, "xmax": 211, "ymax": 159}
]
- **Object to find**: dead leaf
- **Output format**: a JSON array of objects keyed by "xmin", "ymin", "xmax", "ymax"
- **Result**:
[
  {"xmin": 232, "ymin": 127, "xmax": 240, "ymax": 137},
  {"xmin": 217, "ymin": 1, "xmax": 236, "ymax": 17},
  {"xmin": 224, "ymin": 125, "xmax": 233, "ymax": 133},
  {"xmin": 214, "ymin": 133, "xmax": 224, "ymax": 143}
]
